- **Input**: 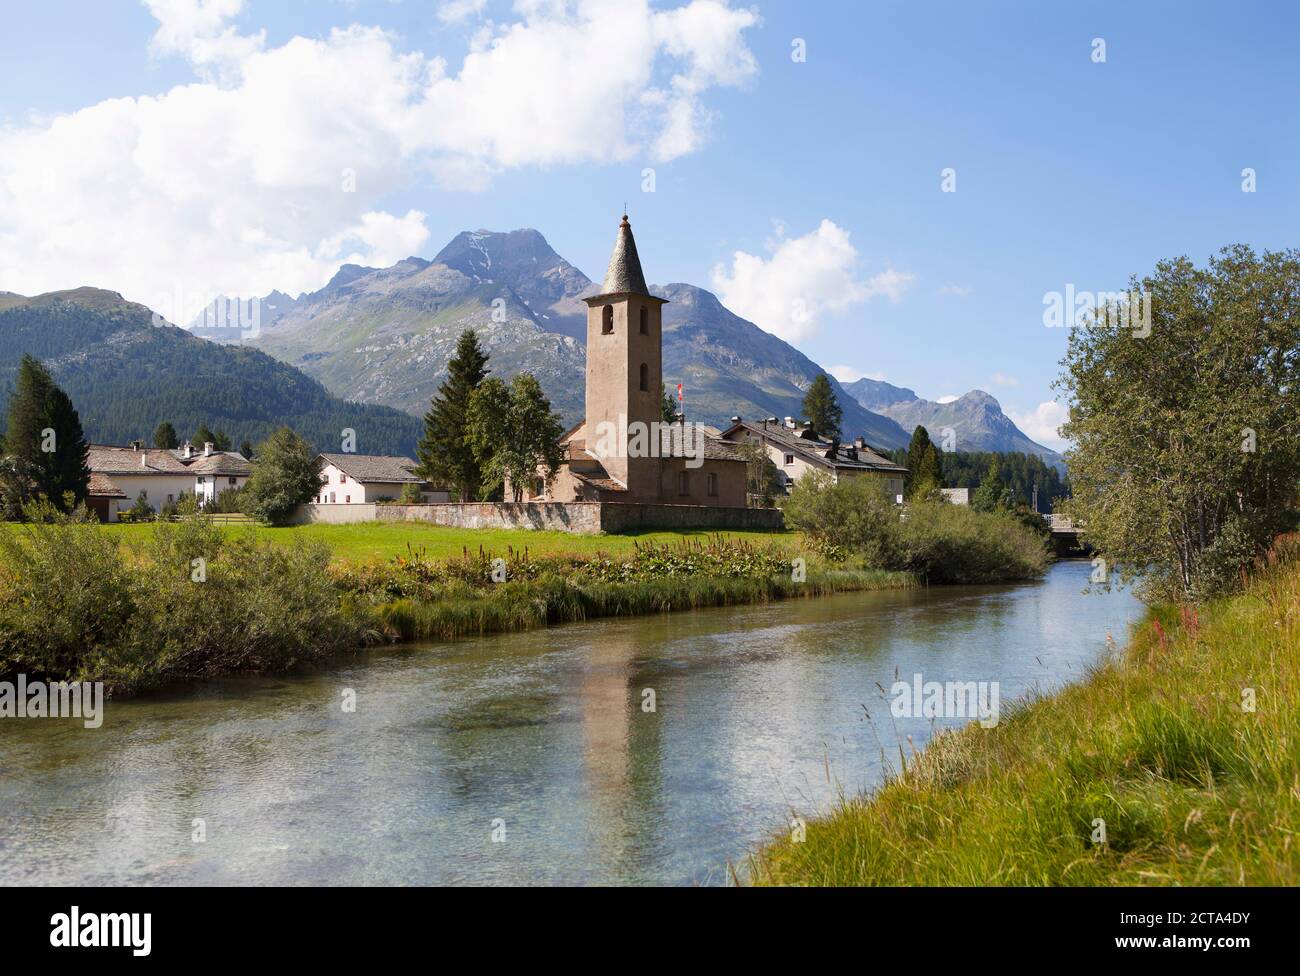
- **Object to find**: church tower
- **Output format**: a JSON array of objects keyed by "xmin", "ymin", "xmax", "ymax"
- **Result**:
[{"xmin": 582, "ymin": 215, "xmax": 668, "ymax": 492}]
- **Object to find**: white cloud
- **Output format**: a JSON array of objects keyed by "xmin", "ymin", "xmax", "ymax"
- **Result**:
[
  {"xmin": 0, "ymin": 0, "xmax": 758, "ymax": 314},
  {"xmin": 1009, "ymin": 401, "xmax": 1071, "ymax": 451},
  {"xmin": 828, "ymin": 365, "xmax": 885, "ymax": 383},
  {"xmin": 991, "ymin": 372, "xmax": 1018, "ymax": 387},
  {"xmin": 710, "ymin": 219, "xmax": 913, "ymax": 343},
  {"xmin": 437, "ymin": 0, "xmax": 488, "ymax": 25},
  {"xmin": 935, "ymin": 394, "xmax": 959, "ymax": 404}
]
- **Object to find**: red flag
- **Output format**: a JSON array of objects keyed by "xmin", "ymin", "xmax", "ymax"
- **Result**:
[{"xmin": 676, "ymin": 383, "xmax": 683, "ymax": 401}]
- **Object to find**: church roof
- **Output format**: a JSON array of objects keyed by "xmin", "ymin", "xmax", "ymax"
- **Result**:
[{"xmin": 590, "ymin": 215, "xmax": 657, "ymax": 301}]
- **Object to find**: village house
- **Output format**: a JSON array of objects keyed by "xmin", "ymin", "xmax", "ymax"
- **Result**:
[
  {"xmin": 720, "ymin": 417, "xmax": 907, "ymax": 501},
  {"xmin": 314, "ymin": 453, "xmax": 449, "ymax": 504},
  {"xmin": 173, "ymin": 440, "xmax": 253, "ymax": 504},
  {"xmin": 534, "ymin": 215, "xmax": 749, "ymax": 507},
  {"xmin": 86, "ymin": 440, "xmax": 254, "ymax": 520}
]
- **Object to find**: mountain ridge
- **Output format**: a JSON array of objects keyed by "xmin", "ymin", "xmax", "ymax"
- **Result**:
[
  {"xmin": 0, "ymin": 288, "xmax": 423, "ymax": 454},
  {"xmin": 231, "ymin": 228, "xmax": 916, "ymax": 449}
]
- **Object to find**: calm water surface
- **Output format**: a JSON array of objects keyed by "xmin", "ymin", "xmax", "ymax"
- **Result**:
[{"xmin": 0, "ymin": 560, "xmax": 1142, "ymax": 886}]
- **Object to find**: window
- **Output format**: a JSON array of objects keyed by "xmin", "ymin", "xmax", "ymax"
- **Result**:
[
  {"xmin": 784, "ymin": 454, "xmax": 794, "ymax": 466},
  {"xmin": 707, "ymin": 472, "xmax": 718, "ymax": 497},
  {"xmin": 345, "ymin": 495, "xmax": 351, "ymax": 503},
  {"xmin": 329, "ymin": 492, "xmax": 336, "ymax": 503},
  {"xmin": 639, "ymin": 306, "xmax": 648, "ymax": 334},
  {"xmin": 534, "ymin": 478, "xmax": 545, "ymax": 497},
  {"xmin": 340, "ymin": 473, "xmax": 347, "ymax": 483},
  {"xmin": 167, "ymin": 494, "xmax": 174, "ymax": 502},
  {"xmin": 601, "ymin": 304, "xmax": 613, "ymax": 334},
  {"xmin": 677, "ymin": 471, "xmax": 689, "ymax": 496},
  {"xmin": 141, "ymin": 490, "xmax": 148, "ymax": 499},
  {"xmin": 229, "ymin": 477, "xmax": 237, "ymax": 486},
  {"xmin": 639, "ymin": 362, "xmax": 648, "ymax": 392},
  {"xmin": 197, "ymin": 476, "xmax": 206, "ymax": 484}
]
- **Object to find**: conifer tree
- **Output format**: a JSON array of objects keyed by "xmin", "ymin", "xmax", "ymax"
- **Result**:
[
  {"xmin": 3, "ymin": 354, "xmax": 90, "ymax": 511},
  {"xmin": 801, "ymin": 373, "xmax": 843, "ymax": 439},
  {"xmin": 417, "ymin": 329, "xmax": 490, "ymax": 501},
  {"xmin": 153, "ymin": 421, "xmax": 179, "ymax": 449},
  {"xmin": 905, "ymin": 425, "xmax": 943, "ymax": 499}
]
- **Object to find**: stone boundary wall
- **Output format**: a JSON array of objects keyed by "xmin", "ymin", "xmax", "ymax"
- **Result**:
[{"xmin": 290, "ymin": 502, "xmax": 783, "ymax": 534}]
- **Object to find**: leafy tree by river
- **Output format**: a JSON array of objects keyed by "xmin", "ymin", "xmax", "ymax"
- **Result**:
[{"xmin": 1058, "ymin": 245, "xmax": 1300, "ymax": 600}]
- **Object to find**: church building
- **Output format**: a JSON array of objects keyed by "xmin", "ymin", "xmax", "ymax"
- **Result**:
[{"xmin": 533, "ymin": 215, "xmax": 748, "ymax": 507}]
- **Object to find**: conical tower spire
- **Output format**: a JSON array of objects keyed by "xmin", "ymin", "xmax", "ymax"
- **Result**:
[{"xmin": 598, "ymin": 214, "xmax": 649, "ymax": 296}]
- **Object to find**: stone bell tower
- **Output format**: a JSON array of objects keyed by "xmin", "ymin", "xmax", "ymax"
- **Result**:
[{"xmin": 582, "ymin": 215, "xmax": 668, "ymax": 493}]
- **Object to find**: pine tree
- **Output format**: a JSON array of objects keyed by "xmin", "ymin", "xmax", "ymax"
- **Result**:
[
  {"xmin": 801, "ymin": 373, "xmax": 843, "ymax": 439},
  {"xmin": 3, "ymin": 354, "xmax": 90, "ymax": 511},
  {"xmin": 240, "ymin": 439, "xmax": 254, "ymax": 460},
  {"xmin": 153, "ymin": 421, "xmax": 179, "ymax": 449},
  {"xmin": 905, "ymin": 425, "xmax": 943, "ymax": 499},
  {"xmin": 193, "ymin": 424, "xmax": 217, "ymax": 448},
  {"xmin": 417, "ymin": 329, "xmax": 490, "ymax": 501}
]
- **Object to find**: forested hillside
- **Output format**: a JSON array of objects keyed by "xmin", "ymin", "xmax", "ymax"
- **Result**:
[{"xmin": 0, "ymin": 288, "xmax": 422, "ymax": 455}]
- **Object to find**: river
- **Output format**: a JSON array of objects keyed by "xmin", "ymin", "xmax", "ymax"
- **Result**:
[{"xmin": 0, "ymin": 560, "xmax": 1142, "ymax": 886}]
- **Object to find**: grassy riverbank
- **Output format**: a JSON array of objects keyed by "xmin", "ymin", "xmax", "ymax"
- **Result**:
[
  {"xmin": 368, "ymin": 565, "xmax": 911, "ymax": 643},
  {"xmin": 752, "ymin": 544, "xmax": 1300, "ymax": 886},
  {"xmin": 0, "ymin": 515, "xmax": 911, "ymax": 693}
]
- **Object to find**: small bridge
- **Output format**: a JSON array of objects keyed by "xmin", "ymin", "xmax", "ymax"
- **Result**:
[{"xmin": 1044, "ymin": 514, "xmax": 1091, "ymax": 557}]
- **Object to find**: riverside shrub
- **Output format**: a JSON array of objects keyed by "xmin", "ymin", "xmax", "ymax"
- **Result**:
[
  {"xmin": 0, "ymin": 508, "xmax": 362, "ymax": 690},
  {"xmin": 784, "ymin": 474, "xmax": 1049, "ymax": 583}
]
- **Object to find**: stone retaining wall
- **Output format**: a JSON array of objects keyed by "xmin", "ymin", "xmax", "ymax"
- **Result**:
[{"xmin": 290, "ymin": 501, "xmax": 783, "ymax": 534}]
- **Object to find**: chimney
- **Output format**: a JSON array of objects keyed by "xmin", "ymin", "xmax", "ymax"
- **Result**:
[
  {"xmin": 784, "ymin": 416, "xmax": 796, "ymax": 429},
  {"xmin": 204, "ymin": 442, "xmax": 213, "ymax": 456},
  {"xmin": 730, "ymin": 415, "xmax": 741, "ymax": 424},
  {"xmin": 854, "ymin": 436, "xmax": 866, "ymax": 449},
  {"xmin": 141, "ymin": 451, "xmax": 148, "ymax": 468},
  {"xmin": 182, "ymin": 440, "xmax": 193, "ymax": 459}
]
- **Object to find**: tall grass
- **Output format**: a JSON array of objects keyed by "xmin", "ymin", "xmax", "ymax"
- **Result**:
[
  {"xmin": 369, "ymin": 566, "xmax": 910, "ymax": 642},
  {"xmin": 751, "ymin": 540, "xmax": 1300, "ymax": 886}
]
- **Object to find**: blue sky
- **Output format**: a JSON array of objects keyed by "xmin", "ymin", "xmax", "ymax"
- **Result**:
[{"xmin": 2, "ymin": 1, "xmax": 1297, "ymax": 449}]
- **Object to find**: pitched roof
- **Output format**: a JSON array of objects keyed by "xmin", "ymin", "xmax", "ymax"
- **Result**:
[
  {"xmin": 721, "ymin": 420, "xmax": 908, "ymax": 474},
  {"xmin": 88, "ymin": 472, "xmax": 127, "ymax": 498},
  {"xmin": 318, "ymin": 453, "xmax": 422, "ymax": 484},
  {"xmin": 589, "ymin": 215, "xmax": 657, "ymax": 300},
  {"xmin": 189, "ymin": 452, "xmax": 252, "ymax": 476},
  {"xmin": 88, "ymin": 445, "xmax": 193, "ymax": 475}
]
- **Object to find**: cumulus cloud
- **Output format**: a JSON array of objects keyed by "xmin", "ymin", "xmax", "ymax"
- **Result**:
[
  {"xmin": 828, "ymin": 365, "xmax": 886, "ymax": 383},
  {"xmin": 710, "ymin": 219, "xmax": 913, "ymax": 343},
  {"xmin": 0, "ymin": 0, "xmax": 759, "ymax": 317},
  {"xmin": 1009, "ymin": 400, "xmax": 1071, "ymax": 451},
  {"xmin": 935, "ymin": 395, "xmax": 959, "ymax": 404}
]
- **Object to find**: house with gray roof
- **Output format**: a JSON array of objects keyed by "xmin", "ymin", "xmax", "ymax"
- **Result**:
[
  {"xmin": 314, "ymin": 453, "xmax": 449, "ymax": 504},
  {"xmin": 720, "ymin": 417, "xmax": 907, "ymax": 501}
]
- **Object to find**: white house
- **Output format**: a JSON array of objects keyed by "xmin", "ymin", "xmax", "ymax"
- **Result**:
[
  {"xmin": 87, "ymin": 445, "xmax": 201, "ymax": 516},
  {"xmin": 720, "ymin": 417, "xmax": 907, "ymax": 500},
  {"xmin": 314, "ymin": 454, "xmax": 449, "ymax": 504},
  {"xmin": 177, "ymin": 442, "xmax": 253, "ymax": 503},
  {"xmin": 86, "ymin": 441, "xmax": 253, "ymax": 520}
]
